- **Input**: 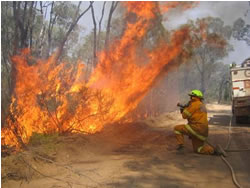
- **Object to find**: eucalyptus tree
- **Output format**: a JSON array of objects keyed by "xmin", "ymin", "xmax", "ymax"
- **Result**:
[
  {"xmin": 233, "ymin": 17, "xmax": 250, "ymax": 46},
  {"xmin": 1, "ymin": 1, "xmax": 94, "ymax": 125},
  {"xmin": 186, "ymin": 17, "xmax": 232, "ymax": 95}
]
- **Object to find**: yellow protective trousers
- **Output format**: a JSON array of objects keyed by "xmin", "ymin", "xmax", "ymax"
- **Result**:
[{"xmin": 174, "ymin": 124, "xmax": 214, "ymax": 155}]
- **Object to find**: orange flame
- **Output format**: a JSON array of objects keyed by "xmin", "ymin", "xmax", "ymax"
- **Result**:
[
  {"xmin": 160, "ymin": 1, "xmax": 198, "ymax": 12},
  {"xmin": 2, "ymin": 2, "xmax": 193, "ymax": 149}
]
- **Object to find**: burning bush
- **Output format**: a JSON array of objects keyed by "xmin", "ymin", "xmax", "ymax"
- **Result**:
[{"xmin": 2, "ymin": 2, "xmax": 195, "ymax": 150}]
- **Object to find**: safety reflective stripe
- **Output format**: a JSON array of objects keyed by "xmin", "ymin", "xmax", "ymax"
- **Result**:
[
  {"xmin": 197, "ymin": 145, "xmax": 204, "ymax": 153},
  {"xmin": 184, "ymin": 124, "xmax": 206, "ymax": 141},
  {"xmin": 174, "ymin": 130, "xmax": 182, "ymax": 135},
  {"xmin": 183, "ymin": 109, "xmax": 192, "ymax": 117}
]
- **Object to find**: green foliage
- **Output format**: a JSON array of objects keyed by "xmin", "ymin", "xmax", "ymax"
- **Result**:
[
  {"xmin": 1, "ymin": 2, "xmax": 15, "ymax": 52},
  {"xmin": 54, "ymin": 2, "xmax": 78, "ymax": 27},
  {"xmin": 28, "ymin": 132, "xmax": 59, "ymax": 152},
  {"xmin": 109, "ymin": 17, "xmax": 125, "ymax": 40},
  {"xmin": 49, "ymin": 2, "xmax": 83, "ymax": 60},
  {"xmin": 73, "ymin": 31, "xmax": 106, "ymax": 62}
]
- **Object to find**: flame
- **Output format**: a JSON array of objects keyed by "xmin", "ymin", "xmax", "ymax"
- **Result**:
[
  {"xmin": 2, "ymin": 2, "xmax": 193, "ymax": 149},
  {"xmin": 160, "ymin": 1, "xmax": 198, "ymax": 12}
]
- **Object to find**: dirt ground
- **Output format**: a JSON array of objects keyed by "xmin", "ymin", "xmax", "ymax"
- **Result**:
[{"xmin": 2, "ymin": 104, "xmax": 250, "ymax": 188}]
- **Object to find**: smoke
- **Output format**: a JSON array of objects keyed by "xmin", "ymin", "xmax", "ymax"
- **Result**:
[
  {"xmin": 163, "ymin": 1, "xmax": 250, "ymax": 65},
  {"xmin": 207, "ymin": 2, "xmax": 250, "ymax": 25},
  {"xmin": 163, "ymin": 2, "xmax": 250, "ymax": 30}
]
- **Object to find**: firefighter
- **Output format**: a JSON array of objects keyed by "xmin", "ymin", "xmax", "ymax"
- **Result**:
[{"xmin": 174, "ymin": 89, "xmax": 215, "ymax": 155}]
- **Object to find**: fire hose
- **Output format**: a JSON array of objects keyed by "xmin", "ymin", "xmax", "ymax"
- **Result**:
[
  {"xmin": 206, "ymin": 115, "xmax": 250, "ymax": 188},
  {"xmin": 218, "ymin": 115, "xmax": 250, "ymax": 188},
  {"xmin": 198, "ymin": 139, "xmax": 238, "ymax": 188},
  {"xmin": 219, "ymin": 115, "xmax": 242, "ymax": 188},
  {"xmin": 177, "ymin": 103, "xmax": 250, "ymax": 188}
]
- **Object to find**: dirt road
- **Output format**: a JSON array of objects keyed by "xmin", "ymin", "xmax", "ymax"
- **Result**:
[
  {"xmin": 2, "ymin": 104, "xmax": 250, "ymax": 188},
  {"xmin": 207, "ymin": 104, "xmax": 250, "ymax": 188}
]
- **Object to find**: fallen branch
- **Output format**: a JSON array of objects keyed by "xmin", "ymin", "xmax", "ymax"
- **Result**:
[
  {"xmin": 18, "ymin": 154, "xmax": 96, "ymax": 187},
  {"xmin": 24, "ymin": 151, "xmax": 101, "ymax": 186},
  {"xmin": 33, "ymin": 152, "xmax": 55, "ymax": 163}
]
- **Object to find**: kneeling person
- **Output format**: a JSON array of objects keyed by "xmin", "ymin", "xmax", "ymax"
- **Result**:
[{"xmin": 174, "ymin": 90, "xmax": 214, "ymax": 155}]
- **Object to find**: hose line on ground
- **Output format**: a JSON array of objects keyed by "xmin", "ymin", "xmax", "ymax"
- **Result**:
[
  {"xmin": 225, "ymin": 148, "xmax": 250, "ymax": 152},
  {"xmin": 221, "ymin": 115, "xmax": 243, "ymax": 188},
  {"xmin": 225, "ymin": 115, "xmax": 250, "ymax": 152},
  {"xmin": 220, "ymin": 155, "xmax": 242, "ymax": 188},
  {"xmin": 225, "ymin": 114, "xmax": 232, "ymax": 150}
]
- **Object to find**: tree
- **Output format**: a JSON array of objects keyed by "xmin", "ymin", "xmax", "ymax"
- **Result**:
[
  {"xmin": 207, "ymin": 63, "xmax": 231, "ymax": 103},
  {"xmin": 90, "ymin": 3, "xmax": 97, "ymax": 67},
  {"xmin": 1, "ymin": 2, "xmax": 42, "ymax": 125},
  {"xmin": 105, "ymin": 1, "xmax": 119, "ymax": 49},
  {"xmin": 72, "ymin": 2, "xmax": 121, "ymax": 74},
  {"xmin": 53, "ymin": 1, "xmax": 93, "ymax": 62},
  {"xmin": 46, "ymin": 1, "xmax": 57, "ymax": 58},
  {"xmin": 232, "ymin": 18, "xmax": 250, "ymax": 46},
  {"xmin": 1, "ymin": 1, "xmax": 94, "ymax": 126},
  {"xmin": 187, "ymin": 17, "xmax": 232, "ymax": 95},
  {"xmin": 12, "ymin": 2, "xmax": 37, "ymax": 52},
  {"xmin": 97, "ymin": 2, "xmax": 107, "ymax": 52},
  {"xmin": 34, "ymin": 2, "xmax": 52, "ymax": 57}
]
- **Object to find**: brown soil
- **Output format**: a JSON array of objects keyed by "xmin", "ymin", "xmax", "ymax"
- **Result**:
[{"xmin": 2, "ymin": 104, "xmax": 250, "ymax": 188}]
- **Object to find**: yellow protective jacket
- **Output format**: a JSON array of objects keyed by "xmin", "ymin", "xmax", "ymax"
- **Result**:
[{"xmin": 182, "ymin": 97, "xmax": 208, "ymax": 138}]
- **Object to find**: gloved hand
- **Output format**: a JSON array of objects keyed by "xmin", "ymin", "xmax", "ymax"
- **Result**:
[{"xmin": 180, "ymin": 107, "xmax": 184, "ymax": 113}]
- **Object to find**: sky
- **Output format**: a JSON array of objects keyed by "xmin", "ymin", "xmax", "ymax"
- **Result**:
[{"xmin": 79, "ymin": 1, "xmax": 250, "ymax": 64}]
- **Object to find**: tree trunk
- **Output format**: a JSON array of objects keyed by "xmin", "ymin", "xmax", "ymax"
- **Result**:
[
  {"xmin": 197, "ymin": 47, "xmax": 207, "ymax": 95},
  {"xmin": 105, "ymin": 2, "xmax": 119, "ymax": 49},
  {"xmin": 91, "ymin": 3, "xmax": 97, "ymax": 67},
  {"xmin": 55, "ymin": 1, "xmax": 93, "ymax": 62},
  {"xmin": 200, "ymin": 70, "xmax": 205, "ymax": 95},
  {"xmin": 47, "ymin": 1, "xmax": 55, "ymax": 58},
  {"xmin": 13, "ymin": 1, "xmax": 20, "ymax": 54},
  {"xmin": 218, "ymin": 81, "xmax": 223, "ymax": 104},
  {"xmin": 28, "ymin": 1, "xmax": 37, "ymax": 50},
  {"xmin": 218, "ymin": 74, "xmax": 227, "ymax": 103},
  {"xmin": 97, "ymin": 1, "xmax": 106, "ymax": 52}
]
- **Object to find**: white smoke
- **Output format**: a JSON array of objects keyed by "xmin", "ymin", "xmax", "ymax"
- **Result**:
[{"xmin": 162, "ymin": 1, "xmax": 250, "ymax": 65}]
